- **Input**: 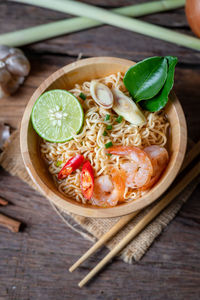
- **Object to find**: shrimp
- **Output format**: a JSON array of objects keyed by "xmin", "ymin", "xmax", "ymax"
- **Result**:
[
  {"xmin": 91, "ymin": 169, "xmax": 126, "ymax": 207},
  {"xmin": 141, "ymin": 145, "xmax": 169, "ymax": 190},
  {"xmin": 92, "ymin": 145, "xmax": 168, "ymax": 206},
  {"xmin": 106, "ymin": 146, "xmax": 153, "ymax": 188}
]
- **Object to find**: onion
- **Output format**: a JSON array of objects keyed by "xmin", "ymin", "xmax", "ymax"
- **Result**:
[{"xmin": 185, "ymin": 0, "xmax": 200, "ymax": 38}]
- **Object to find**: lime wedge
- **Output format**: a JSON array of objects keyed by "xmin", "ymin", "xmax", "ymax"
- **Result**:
[{"xmin": 31, "ymin": 89, "xmax": 84, "ymax": 143}]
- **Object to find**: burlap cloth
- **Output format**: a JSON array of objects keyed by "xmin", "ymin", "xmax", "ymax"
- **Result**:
[{"xmin": 0, "ymin": 130, "xmax": 199, "ymax": 263}]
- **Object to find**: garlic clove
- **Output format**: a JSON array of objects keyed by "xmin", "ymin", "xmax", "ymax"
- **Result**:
[
  {"xmin": 0, "ymin": 45, "xmax": 10, "ymax": 60},
  {"xmin": 9, "ymin": 47, "xmax": 24, "ymax": 56},
  {"xmin": 0, "ymin": 75, "xmax": 24, "ymax": 98},
  {"xmin": 5, "ymin": 75, "xmax": 24, "ymax": 94},
  {"xmin": 112, "ymin": 87, "xmax": 146, "ymax": 126},
  {"xmin": 16, "ymin": 76, "xmax": 25, "ymax": 85},
  {"xmin": 0, "ymin": 123, "xmax": 10, "ymax": 149},
  {"xmin": 6, "ymin": 54, "xmax": 30, "ymax": 77},
  {"xmin": 90, "ymin": 81, "xmax": 113, "ymax": 108},
  {"xmin": 0, "ymin": 45, "xmax": 30, "ymax": 99},
  {"xmin": 0, "ymin": 63, "xmax": 11, "ymax": 84},
  {"xmin": 0, "ymin": 85, "xmax": 9, "ymax": 99}
]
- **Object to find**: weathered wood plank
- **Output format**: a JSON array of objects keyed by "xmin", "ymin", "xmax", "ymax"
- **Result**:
[
  {"xmin": 0, "ymin": 1, "xmax": 199, "ymax": 64},
  {"xmin": 0, "ymin": 1, "xmax": 200, "ymax": 299},
  {"xmin": 0, "ymin": 168, "xmax": 199, "ymax": 300},
  {"xmin": 27, "ymin": 26, "xmax": 200, "ymax": 65},
  {"xmin": 0, "ymin": 1, "xmax": 188, "ymax": 29}
]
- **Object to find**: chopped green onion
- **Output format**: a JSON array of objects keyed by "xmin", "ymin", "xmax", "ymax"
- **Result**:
[
  {"xmin": 103, "ymin": 131, "xmax": 108, "ymax": 136},
  {"xmin": 106, "ymin": 153, "xmax": 112, "ymax": 156},
  {"xmin": 116, "ymin": 115, "xmax": 123, "ymax": 123},
  {"xmin": 106, "ymin": 125, "xmax": 112, "ymax": 130},
  {"xmin": 56, "ymin": 161, "xmax": 63, "ymax": 167},
  {"xmin": 104, "ymin": 114, "xmax": 110, "ymax": 121},
  {"xmin": 79, "ymin": 92, "xmax": 86, "ymax": 100},
  {"xmin": 105, "ymin": 141, "xmax": 113, "ymax": 149}
]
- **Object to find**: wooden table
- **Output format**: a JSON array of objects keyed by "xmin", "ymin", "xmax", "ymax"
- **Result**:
[{"xmin": 0, "ymin": 1, "xmax": 200, "ymax": 299}]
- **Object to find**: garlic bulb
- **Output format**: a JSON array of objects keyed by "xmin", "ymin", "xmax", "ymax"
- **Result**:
[
  {"xmin": 90, "ymin": 81, "xmax": 113, "ymax": 108},
  {"xmin": 0, "ymin": 123, "xmax": 10, "ymax": 149},
  {"xmin": 0, "ymin": 45, "xmax": 30, "ymax": 99}
]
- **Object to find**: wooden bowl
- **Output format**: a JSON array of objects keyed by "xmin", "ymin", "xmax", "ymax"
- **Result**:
[{"xmin": 20, "ymin": 57, "xmax": 187, "ymax": 218}]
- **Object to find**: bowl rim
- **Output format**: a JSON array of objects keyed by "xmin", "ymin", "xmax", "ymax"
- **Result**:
[{"xmin": 20, "ymin": 56, "xmax": 187, "ymax": 218}]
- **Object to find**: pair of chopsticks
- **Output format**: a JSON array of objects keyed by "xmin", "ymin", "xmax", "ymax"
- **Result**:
[{"xmin": 69, "ymin": 141, "xmax": 200, "ymax": 287}]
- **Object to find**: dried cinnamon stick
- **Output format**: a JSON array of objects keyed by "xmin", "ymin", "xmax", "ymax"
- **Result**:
[
  {"xmin": 0, "ymin": 213, "xmax": 21, "ymax": 232},
  {"xmin": 0, "ymin": 197, "xmax": 8, "ymax": 206}
]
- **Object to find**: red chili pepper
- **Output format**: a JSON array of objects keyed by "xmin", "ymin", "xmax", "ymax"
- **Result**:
[
  {"xmin": 58, "ymin": 154, "xmax": 84, "ymax": 180},
  {"xmin": 81, "ymin": 161, "xmax": 94, "ymax": 200}
]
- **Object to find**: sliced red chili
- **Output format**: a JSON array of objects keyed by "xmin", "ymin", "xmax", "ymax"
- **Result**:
[
  {"xmin": 58, "ymin": 154, "xmax": 84, "ymax": 180},
  {"xmin": 81, "ymin": 161, "xmax": 94, "ymax": 200}
]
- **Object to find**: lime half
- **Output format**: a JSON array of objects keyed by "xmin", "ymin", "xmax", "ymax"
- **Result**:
[{"xmin": 31, "ymin": 89, "xmax": 84, "ymax": 143}]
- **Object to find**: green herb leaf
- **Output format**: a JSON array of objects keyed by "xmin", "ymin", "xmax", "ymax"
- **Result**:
[
  {"xmin": 56, "ymin": 161, "xmax": 63, "ymax": 167},
  {"xmin": 140, "ymin": 56, "xmax": 178, "ymax": 112},
  {"xmin": 124, "ymin": 56, "xmax": 168, "ymax": 102},
  {"xmin": 104, "ymin": 114, "xmax": 110, "ymax": 121},
  {"xmin": 105, "ymin": 141, "xmax": 113, "ymax": 149},
  {"xmin": 106, "ymin": 125, "xmax": 112, "ymax": 130},
  {"xmin": 79, "ymin": 92, "xmax": 86, "ymax": 100},
  {"xmin": 103, "ymin": 130, "xmax": 108, "ymax": 136},
  {"xmin": 116, "ymin": 115, "xmax": 123, "ymax": 123}
]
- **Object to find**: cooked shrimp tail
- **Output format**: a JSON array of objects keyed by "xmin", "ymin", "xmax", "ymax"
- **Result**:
[
  {"xmin": 106, "ymin": 145, "xmax": 153, "ymax": 188},
  {"xmin": 91, "ymin": 169, "xmax": 126, "ymax": 207}
]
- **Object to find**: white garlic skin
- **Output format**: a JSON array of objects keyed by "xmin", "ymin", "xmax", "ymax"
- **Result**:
[
  {"xmin": 0, "ymin": 123, "xmax": 10, "ymax": 149},
  {"xmin": 0, "ymin": 45, "xmax": 10, "ymax": 60},
  {"xmin": 0, "ymin": 63, "xmax": 11, "ymax": 84},
  {"xmin": 6, "ymin": 76, "xmax": 25, "ymax": 94},
  {"xmin": 6, "ymin": 55, "xmax": 30, "ymax": 76},
  {"xmin": 0, "ymin": 45, "xmax": 30, "ymax": 99}
]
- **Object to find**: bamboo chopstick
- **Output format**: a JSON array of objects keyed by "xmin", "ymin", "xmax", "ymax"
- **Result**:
[
  {"xmin": 180, "ymin": 140, "xmax": 200, "ymax": 172},
  {"xmin": 79, "ymin": 160, "xmax": 200, "ymax": 287},
  {"xmin": 69, "ymin": 140, "xmax": 200, "ymax": 273},
  {"xmin": 69, "ymin": 211, "xmax": 139, "ymax": 272}
]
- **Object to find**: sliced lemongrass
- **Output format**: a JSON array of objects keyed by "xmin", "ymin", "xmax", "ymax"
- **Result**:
[
  {"xmin": 4, "ymin": 1, "xmax": 187, "ymax": 48},
  {"xmin": 8, "ymin": 0, "xmax": 200, "ymax": 51},
  {"xmin": 112, "ymin": 88, "xmax": 146, "ymax": 126},
  {"xmin": 90, "ymin": 81, "xmax": 113, "ymax": 109}
]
